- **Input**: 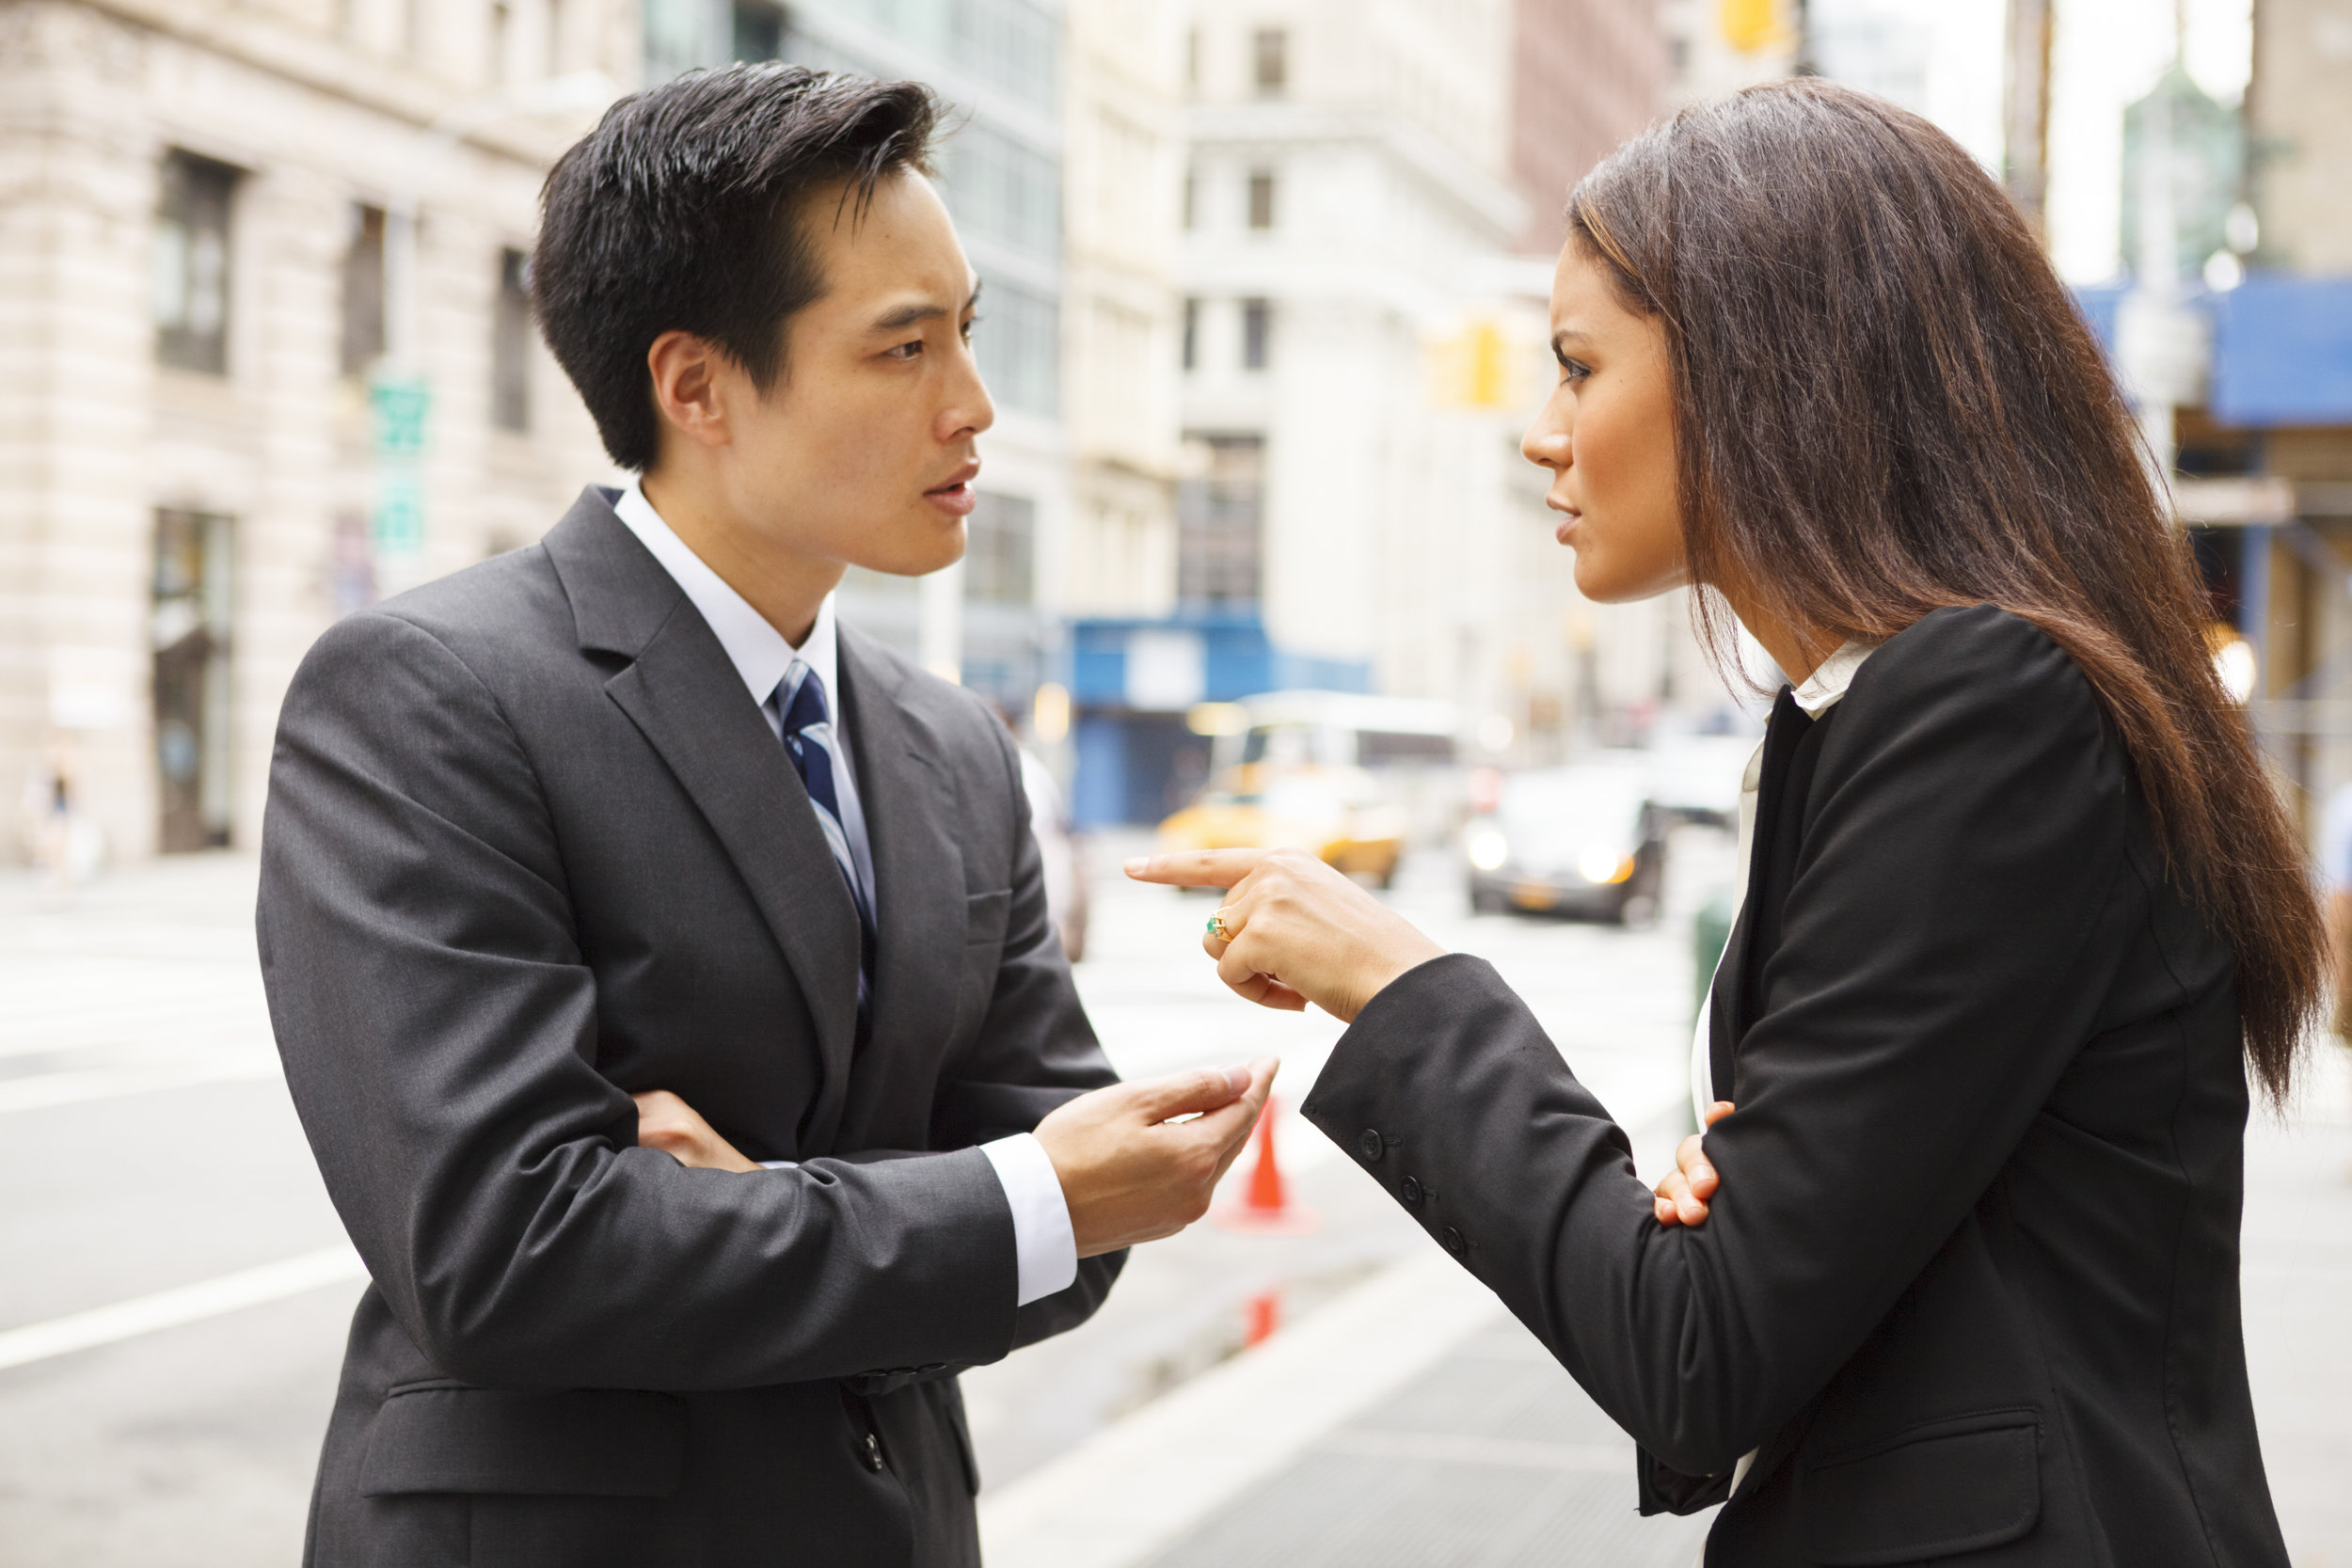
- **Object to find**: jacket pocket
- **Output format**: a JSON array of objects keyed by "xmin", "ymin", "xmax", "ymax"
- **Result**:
[
  {"xmin": 1797, "ymin": 1408, "xmax": 2040, "ymax": 1566},
  {"xmin": 929, "ymin": 1377, "xmax": 981, "ymax": 1497},
  {"xmin": 358, "ymin": 1386, "xmax": 688, "ymax": 1498}
]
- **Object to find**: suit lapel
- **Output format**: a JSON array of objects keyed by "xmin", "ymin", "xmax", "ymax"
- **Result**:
[
  {"xmin": 547, "ymin": 490, "xmax": 864, "ymax": 1131},
  {"xmin": 1713, "ymin": 690, "xmax": 1808, "ymax": 1101},
  {"xmin": 833, "ymin": 628, "xmax": 967, "ymax": 1145}
]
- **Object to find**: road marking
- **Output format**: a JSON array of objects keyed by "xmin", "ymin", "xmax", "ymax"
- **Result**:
[
  {"xmin": 0, "ymin": 1246, "xmax": 366, "ymax": 1372},
  {"xmin": 979, "ymin": 1250, "xmax": 1502, "ymax": 1568}
]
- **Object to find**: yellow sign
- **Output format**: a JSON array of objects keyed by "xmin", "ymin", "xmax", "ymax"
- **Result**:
[
  {"xmin": 1718, "ymin": 0, "xmax": 1791, "ymax": 55},
  {"xmin": 1427, "ymin": 318, "xmax": 1518, "ymax": 410}
]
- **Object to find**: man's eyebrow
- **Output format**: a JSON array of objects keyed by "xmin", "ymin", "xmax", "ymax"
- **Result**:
[
  {"xmin": 872, "ymin": 300, "xmax": 948, "ymax": 332},
  {"xmin": 868, "ymin": 282, "xmax": 984, "ymax": 333}
]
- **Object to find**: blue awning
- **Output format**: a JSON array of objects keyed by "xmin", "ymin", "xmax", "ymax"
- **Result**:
[
  {"xmin": 2073, "ymin": 276, "xmax": 2352, "ymax": 429},
  {"xmin": 2211, "ymin": 277, "xmax": 2352, "ymax": 427}
]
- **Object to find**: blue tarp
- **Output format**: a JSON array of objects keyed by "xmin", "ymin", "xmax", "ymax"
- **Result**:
[
  {"xmin": 1069, "ymin": 612, "xmax": 1371, "ymax": 707},
  {"xmin": 2211, "ymin": 277, "xmax": 2352, "ymax": 427},
  {"xmin": 2072, "ymin": 275, "xmax": 2352, "ymax": 428}
]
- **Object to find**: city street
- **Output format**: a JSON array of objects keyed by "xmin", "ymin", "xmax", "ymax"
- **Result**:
[{"xmin": 1, "ymin": 829, "xmax": 2347, "ymax": 1564}]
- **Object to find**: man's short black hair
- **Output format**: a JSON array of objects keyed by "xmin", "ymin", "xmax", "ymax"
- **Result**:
[{"xmin": 533, "ymin": 64, "xmax": 939, "ymax": 472}]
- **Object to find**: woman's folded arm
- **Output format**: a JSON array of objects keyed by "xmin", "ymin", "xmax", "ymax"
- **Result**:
[{"xmin": 1303, "ymin": 609, "xmax": 2135, "ymax": 1473}]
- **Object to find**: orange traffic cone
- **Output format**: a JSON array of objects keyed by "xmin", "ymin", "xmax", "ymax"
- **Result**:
[
  {"xmin": 1214, "ymin": 1095, "xmax": 1321, "ymax": 1235},
  {"xmin": 1243, "ymin": 1288, "xmax": 1281, "ymax": 1346}
]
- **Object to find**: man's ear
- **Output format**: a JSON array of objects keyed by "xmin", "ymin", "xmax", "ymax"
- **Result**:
[{"xmin": 646, "ymin": 330, "xmax": 733, "ymax": 451}]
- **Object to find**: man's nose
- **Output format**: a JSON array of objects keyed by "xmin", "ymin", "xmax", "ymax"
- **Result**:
[{"xmin": 941, "ymin": 359, "xmax": 995, "ymax": 441}]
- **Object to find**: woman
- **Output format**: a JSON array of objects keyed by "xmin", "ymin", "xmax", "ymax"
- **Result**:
[{"xmin": 1130, "ymin": 80, "xmax": 2319, "ymax": 1565}]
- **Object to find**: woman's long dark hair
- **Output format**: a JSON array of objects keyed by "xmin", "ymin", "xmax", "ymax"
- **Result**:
[{"xmin": 1569, "ymin": 79, "xmax": 2321, "ymax": 1102}]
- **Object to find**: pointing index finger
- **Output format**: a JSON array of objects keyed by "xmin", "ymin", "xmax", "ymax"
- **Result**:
[{"xmin": 1123, "ymin": 848, "xmax": 1274, "ymax": 887}]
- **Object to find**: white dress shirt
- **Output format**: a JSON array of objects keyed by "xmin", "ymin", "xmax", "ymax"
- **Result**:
[
  {"xmin": 1686, "ymin": 639, "xmax": 1877, "ymax": 1522},
  {"xmin": 612, "ymin": 476, "xmax": 1078, "ymax": 1307}
]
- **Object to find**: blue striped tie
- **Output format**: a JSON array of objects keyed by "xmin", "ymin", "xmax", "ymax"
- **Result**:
[{"xmin": 773, "ymin": 661, "xmax": 875, "ymax": 1037}]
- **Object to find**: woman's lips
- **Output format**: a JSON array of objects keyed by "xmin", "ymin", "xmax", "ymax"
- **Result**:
[
  {"xmin": 924, "ymin": 482, "xmax": 977, "ymax": 517},
  {"xmin": 1553, "ymin": 509, "xmax": 1581, "ymax": 546}
]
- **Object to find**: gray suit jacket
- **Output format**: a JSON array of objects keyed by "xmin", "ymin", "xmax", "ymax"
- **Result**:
[{"xmin": 260, "ymin": 487, "xmax": 1121, "ymax": 1568}]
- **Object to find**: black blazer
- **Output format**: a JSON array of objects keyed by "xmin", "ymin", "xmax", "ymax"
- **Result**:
[
  {"xmin": 260, "ymin": 489, "xmax": 1121, "ymax": 1568},
  {"xmin": 1304, "ymin": 606, "xmax": 2287, "ymax": 1566}
]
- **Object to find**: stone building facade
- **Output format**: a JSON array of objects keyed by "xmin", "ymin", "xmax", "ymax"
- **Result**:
[
  {"xmin": 1060, "ymin": 0, "xmax": 1705, "ymax": 825},
  {"xmin": 0, "ymin": 0, "xmax": 622, "ymax": 864},
  {"xmin": 1507, "ymin": 0, "xmax": 1665, "ymax": 256},
  {"xmin": 1057, "ymin": 0, "xmax": 1185, "ymax": 629}
]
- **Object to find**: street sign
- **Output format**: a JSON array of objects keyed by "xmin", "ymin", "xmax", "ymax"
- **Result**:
[
  {"xmin": 373, "ymin": 467, "xmax": 424, "ymax": 557},
  {"xmin": 369, "ymin": 374, "xmax": 430, "ymax": 456},
  {"xmin": 369, "ymin": 371, "xmax": 430, "ymax": 567}
]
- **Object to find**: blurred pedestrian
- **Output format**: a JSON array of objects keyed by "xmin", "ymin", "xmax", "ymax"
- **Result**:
[
  {"xmin": 1133, "ymin": 79, "xmax": 2317, "ymax": 1568},
  {"xmin": 1020, "ymin": 742, "xmax": 1089, "ymax": 962}
]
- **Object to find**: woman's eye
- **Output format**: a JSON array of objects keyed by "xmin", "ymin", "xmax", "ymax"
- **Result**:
[
  {"xmin": 961, "ymin": 316, "xmax": 979, "ymax": 341},
  {"xmin": 1559, "ymin": 358, "xmax": 1592, "ymax": 385}
]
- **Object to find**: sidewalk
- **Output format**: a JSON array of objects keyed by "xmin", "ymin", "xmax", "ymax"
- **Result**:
[{"xmin": 984, "ymin": 1054, "xmax": 2352, "ymax": 1568}]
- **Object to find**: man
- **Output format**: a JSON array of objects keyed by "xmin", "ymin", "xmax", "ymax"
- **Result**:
[{"xmin": 260, "ymin": 66, "xmax": 1272, "ymax": 1568}]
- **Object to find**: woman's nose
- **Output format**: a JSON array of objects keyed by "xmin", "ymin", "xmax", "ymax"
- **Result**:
[{"xmin": 1521, "ymin": 420, "xmax": 1571, "ymax": 471}]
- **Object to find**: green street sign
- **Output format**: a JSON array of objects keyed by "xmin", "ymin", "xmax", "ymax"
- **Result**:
[
  {"xmin": 373, "ymin": 467, "xmax": 424, "ymax": 556},
  {"xmin": 369, "ymin": 374, "xmax": 431, "ymax": 456}
]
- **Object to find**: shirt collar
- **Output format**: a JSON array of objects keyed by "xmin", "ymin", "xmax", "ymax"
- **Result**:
[
  {"xmin": 611, "ymin": 474, "xmax": 838, "ymax": 711},
  {"xmin": 1789, "ymin": 639, "xmax": 1880, "ymax": 717}
]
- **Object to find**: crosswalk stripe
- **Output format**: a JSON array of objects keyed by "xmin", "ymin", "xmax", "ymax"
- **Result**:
[{"xmin": 0, "ymin": 1246, "xmax": 366, "ymax": 1372}]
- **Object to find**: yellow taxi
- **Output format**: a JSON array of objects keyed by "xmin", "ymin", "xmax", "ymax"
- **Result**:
[{"xmin": 1155, "ymin": 764, "xmax": 1408, "ymax": 888}]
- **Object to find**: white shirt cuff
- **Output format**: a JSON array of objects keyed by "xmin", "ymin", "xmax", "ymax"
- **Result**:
[{"xmin": 980, "ymin": 1132, "xmax": 1078, "ymax": 1306}]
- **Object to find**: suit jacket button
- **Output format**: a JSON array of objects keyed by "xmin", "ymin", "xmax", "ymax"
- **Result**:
[
  {"xmin": 1442, "ymin": 1226, "xmax": 1466, "ymax": 1257},
  {"xmin": 859, "ymin": 1433, "xmax": 885, "ymax": 1472},
  {"xmin": 1400, "ymin": 1176, "xmax": 1423, "ymax": 1207},
  {"xmin": 1358, "ymin": 1129, "xmax": 1385, "ymax": 1164}
]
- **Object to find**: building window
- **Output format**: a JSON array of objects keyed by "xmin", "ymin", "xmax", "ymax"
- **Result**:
[
  {"xmin": 964, "ymin": 491, "xmax": 1036, "ymax": 606},
  {"xmin": 1247, "ymin": 167, "xmax": 1276, "ymax": 230},
  {"xmin": 732, "ymin": 0, "xmax": 782, "ymax": 61},
  {"xmin": 1251, "ymin": 27, "xmax": 1287, "ymax": 95},
  {"xmin": 939, "ymin": 123, "xmax": 1061, "ymax": 262},
  {"xmin": 153, "ymin": 150, "xmax": 238, "ymax": 375},
  {"xmin": 1182, "ymin": 298, "xmax": 1200, "ymax": 372},
  {"xmin": 340, "ymin": 205, "xmax": 386, "ymax": 379},
  {"xmin": 152, "ymin": 509, "xmax": 236, "ymax": 852},
  {"xmin": 972, "ymin": 276, "xmax": 1060, "ymax": 416},
  {"xmin": 951, "ymin": 0, "xmax": 1060, "ymax": 110},
  {"xmin": 492, "ymin": 248, "xmax": 532, "ymax": 432},
  {"xmin": 1241, "ymin": 298, "xmax": 1272, "ymax": 371},
  {"xmin": 1177, "ymin": 434, "xmax": 1263, "ymax": 606}
]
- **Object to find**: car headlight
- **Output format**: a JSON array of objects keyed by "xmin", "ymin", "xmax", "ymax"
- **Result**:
[
  {"xmin": 1467, "ymin": 828, "xmax": 1509, "ymax": 872},
  {"xmin": 1578, "ymin": 847, "xmax": 1635, "ymax": 884}
]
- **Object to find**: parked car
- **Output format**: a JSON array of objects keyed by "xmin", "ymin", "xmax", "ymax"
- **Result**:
[
  {"xmin": 1464, "ymin": 759, "xmax": 1666, "ymax": 925},
  {"xmin": 1156, "ymin": 764, "xmax": 1408, "ymax": 888}
]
